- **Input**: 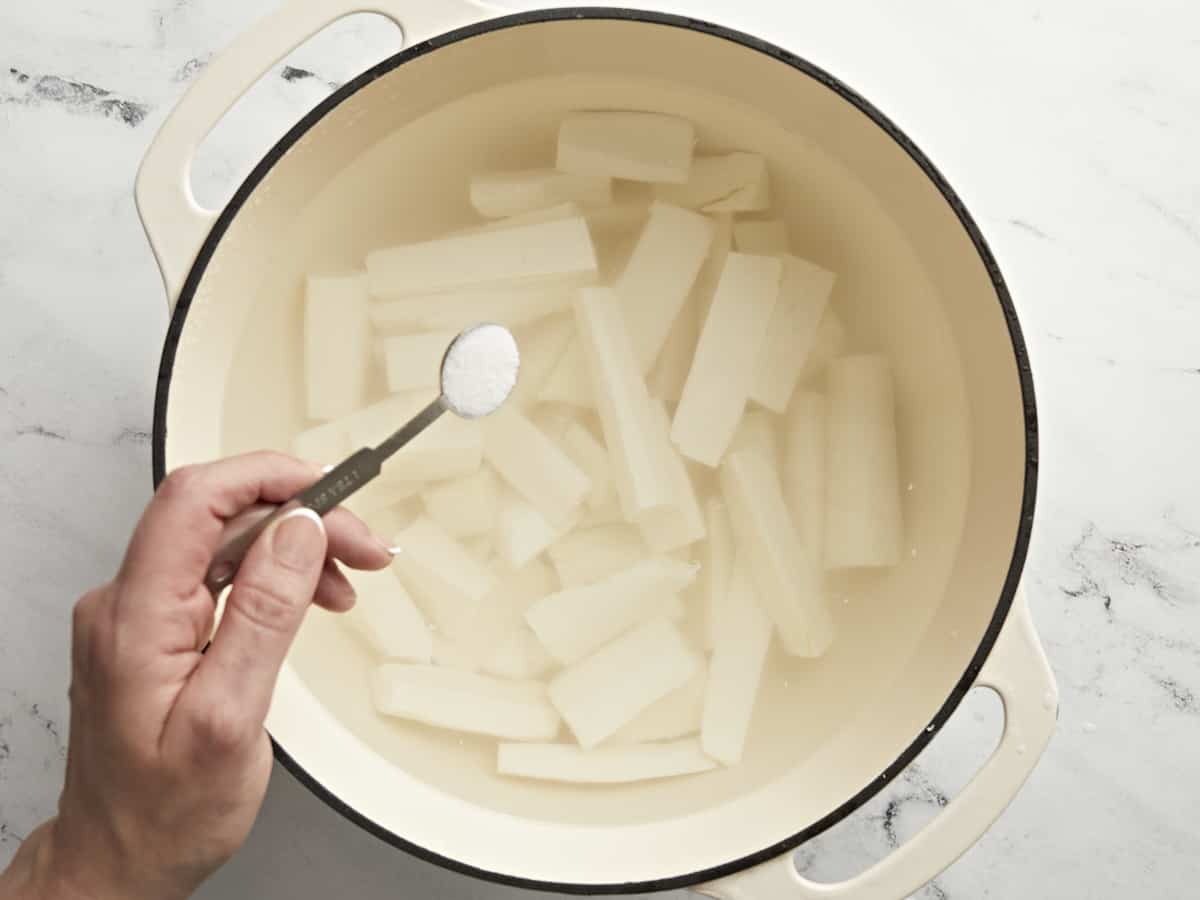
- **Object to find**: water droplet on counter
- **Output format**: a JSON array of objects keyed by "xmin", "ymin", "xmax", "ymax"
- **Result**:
[{"xmin": 1082, "ymin": 721, "xmax": 1097, "ymax": 734}]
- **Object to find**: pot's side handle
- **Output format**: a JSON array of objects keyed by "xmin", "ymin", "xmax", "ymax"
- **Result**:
[
  {"xmin": 698, "ymin": 589, "xmax": 1058, "ymax": 900},
  {"xmin": 135, "ymin": 0, "xmax": 498, "ymax": 309}
]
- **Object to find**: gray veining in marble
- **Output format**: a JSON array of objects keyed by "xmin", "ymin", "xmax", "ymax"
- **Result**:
[{"xmin": 2, "ymin": 0, "xmax": 1198, "ymax": 897}]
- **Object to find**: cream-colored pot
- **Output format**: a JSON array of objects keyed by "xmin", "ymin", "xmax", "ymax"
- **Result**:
[{"xmin": 137, "ymin": 2, "xmax": 1057, "ymax": 896}]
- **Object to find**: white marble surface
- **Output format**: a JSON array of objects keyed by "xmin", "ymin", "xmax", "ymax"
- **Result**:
[{"xmin": 1, "ymin": 0, "xmax": 1198, "ymax": 897}]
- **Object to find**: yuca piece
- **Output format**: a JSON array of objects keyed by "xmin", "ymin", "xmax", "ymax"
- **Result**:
[
  {"xmin": 616, "ymin": 202, "xmax": 715, "ymax": 371},
  {"xmin": 720, "ymin": 449, "xmax": 833, "ymax": 657},
  {"xmin": 701, "ymin": 555, "xmax": 772, "ymax": 764},
  {"xmin": 698, "ymin": 498, "xmax": 734, "ymax": 650},
  {"xmin": 344, "ymin": 568, "xmax": 432, "ymax": 663},
  {"xmin": 371, "ymin": 284, "xmax": 572, "ymax": 334},
  {"xmin": 784, "ymin": 391, "xmax": 827, "ymax": 568},
  {"xmin": 497, "ymin": 738, "xmax": 716, "ymax": 784},
  {"xmin": 372, "ymin": 664, "xmax": 560, "ymax": 741},
  {"xmin": 305, "ymin": 273, "xmax": 369, "ymax": 421},
  {"xmin": 558, "ymin": 422, "xmax": 619, "ymax": 518},
  {"xmin": 733, "ymin": 219, "xmax": 789, "ymax": 254},
  {"xmin": 672, "ymin": 253, "xmax": 782, "ymax": 466},
  {"xmin": 422, "ymin": 468, "xmax": 498, "ymax": 538},
  {"xmin": 292, "ymin": 419, "xmax": 348, "ymax": 465},
  {"xmin": 824, "ymin": 355, "xmax": 904, "ymax": 568},
  {"xmin": 509, "ymin": 314, "xmax": 574, "ymax": 409},
  {"xmin": 392, "ymin": 516, "xmax": 498, "ymax": 639},
  {"xmin": 525, "ymin": 558, "xmax": 696, "ymax": 665},
  {"xmin": 482, "ymin": 626, "xmax": 557, "ymax": 680},
  {"xmin": 343, "ymin": 479, "xmax": 421, "ymax": 518},
  {"xmin": 470, "ymin": 169, "xmax": 612, "ymax": 218},
  {"xmin": 366, "ymin": 216, "xmax": 597, "ymax": 299},
  {"xmin": 557, "ymin": 111, "xmax": 695, "ymax": 184},
  {"xmin": 637, "ymin": 400, "xmax": 706, "ymax": 553},
  {"xmin": 648, "ymin": 293, "xmax": 701, "ymax": 405},
  {"xmin": 484, "ymin": 406, "xmax": 591, "ymax": 527},
  {"xmin": 655, "ymin": 153, "xmax": 768, "ymax": 211},
  {"xmin": 344, "ymin": 393, "xmax": 482, "ymax": 483},
  {"xmin": 611, "ymin": 662, "xmax": 707, "ymax": 744},
  {"xmin": 574, "ymin": 288, "xmax": 672, "ymax": 519},
  {"xmin": 382, "ymin": 331, "xmax": 457, "ymax": 393},
  {"xmin": 730, "ymin": 409, "xmax": 782, "ymax": 473},
  {"xmin": 461, "ymin": 558, "xmax": 558, "ymax": 666},
  {"xmin": 548, "ymin": 617, "xmax": 700, "ymax": 748},
  {"xmin": 547, "ymin": 523, "xmax": 646, "ymax": 587},
  {"xmin": 539, "ymin": 340, "xmax": 592, "ymax": 408},
  {"xmin": 751, "ymin": 256, "xmax": 836, "ymax": 412},
  {"xmin": 799, "ymin": 307, "xmax": 848, "ymax": 381},
  {"xmin": 494, "ymin": 490, "xmax": 578, "ymax": 568}
]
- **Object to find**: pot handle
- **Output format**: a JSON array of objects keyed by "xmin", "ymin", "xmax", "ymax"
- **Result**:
[
  {"xmin": 135, "ymin": 0, "xmax": 498, "ymax": 309},
  {"xmin": 698, "ymin": 588, "xmax": 1057, "ymax": 900}
]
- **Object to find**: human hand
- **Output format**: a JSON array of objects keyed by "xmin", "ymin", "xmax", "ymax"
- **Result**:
[{"xmin": 0, "ymin": 452, "xmax": 392, "ymax": 900}]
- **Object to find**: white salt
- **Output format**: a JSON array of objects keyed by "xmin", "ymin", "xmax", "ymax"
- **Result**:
[{"xmin": 440, "ymin": 324, "xmax": 521, "ymax": 419}]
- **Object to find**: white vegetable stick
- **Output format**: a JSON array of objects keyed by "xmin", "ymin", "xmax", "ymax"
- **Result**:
[
  {"xmin": 509, "ymin": 314, "xmax": 575, "ymax": 409},
  {"xmin": 372, "ymin": 664, "xmax": 560, "ymax": 740},
  {"xmin": 672, "ymin": 253, "xmax": 782, "ymax": 466},
  {"xmin": 344, "ymin": 568, "xmax": 432, "ymax": 662},
  {"xmin": 470, "ymin": 168, "xmax": 613, "ymax": 218},
  {"xmin": 557, "ymin": 112, "xmax": 695, "ymax": 184},
  {"xmin": 525, "ymin": 558, "xmax": 697, "ymax": 665},
  {"xmin": 430, "ymin": 635, "xmax": 482, "ymax": 672},
  {"xmin": 720, "ymin": 449, "xmax": 833, "ymax": 657},
  {"xmin": 799, "ymin": 307, "xmax": 848, "ymax": 381},
  {"xmin": 611, "ymin": 662, "xmax": 707, "ymax": 744},
  {"xmin": 637, "ymin": 400, "xmax": 706, "ymax": 553},
  {"xmin": 825, "ymin": 355, "xmax": 903, "ymax": 568},
  {"xmin": 784, "ymin": 391, "xmax": 827, "ymax": 569},
  {"xmin": 371, "ymin": 284, "xmax": 572, "ymax": 334},
  {"xmin": 422, "ymin": 468, "xmax": 498, "ymax": 538},
  {"xmin": 532, "ymin": 405, "xmax": 581, "ymax": 443},
  {"xmin": 482, "ymin": 627, "xmax": 557, "ymax": 680},
  {"xmin": 558, "ymin": 422, "xmax": 618, "ymax": 516},
  {"xmin": 345, "ymin": 393, "xmax": 483, "ymax": 483},
  {"xmin": 292, "ymin": 420, "xmax": 348, "ymax": 465},
  {"xmin": 484, "ymin": 406, "xmax": 591, "ymax": 526},
  {"xmin": 539, "ymin": 340, "xmax": 592, "ymax": 408},
  {"xmin": 343, "ymin": 479, "xmax": 422, "ymax": 518},
  {"xmin": 383, "ymin": 330, "xmax": 457, "ymax": 393},
  {"xmin": 366, "ymin": 217, "xmax": 598, "ymax": 299},
  {"xmin": 548, "ymin": 618, "xmax": 699, "ymax": 748},
  {"xmin": 733, "ymin": 219, "xmax": 789, "ymax": 254},
  {"xmin": 616, "ymin": 202, "xmax": 715, "ymax": 371},
  {"xmin": 459, "ymin": 202, "xmax": 582, "ymax": 235},
  {"xmin": 497, "ymin": 738, "xmax": 716, "ymax": 783},
  {"xmin": 463, "ymin": 533, "xmax": 493, "ymax": 564},
  {"xmin": 655, "ymin": 153, "xmax": 768, "ymax": 210},
  {"xmin": 495, "ymin": 490, "xmax": 578, "ymax": 568},
  {"xmin": 585, "ymin": 202, "xmax": 650, "ymax": 237},
  {"xmin": 574, "ymin": 288, "xmax": 672, "ymax": 519},
  {"xmin": 546, "ymin": 524, "xmax": 646, "ymax": 587},
  {"xmin": 701, "ymin": 555, "xmax": 772, "ymax": 764},
  {"xmin": 648, "ymin": 295, "xmax": 700, "ymax": 405},
  {"xmin": 693, "ymin": 214, "xmax": 733, "ymax": 316},
  {"xmin": 751, "ymin": 256, "xmax": 836, "ymax": 412},
  {"xmin": 392, "ymin": 516, "xmax": 498, "ymax": 641},
  {"xmin": 305, "ymin": 273, "xmax": 369, "ymax": 421},
  {"xmin": 730, "ymin": 409, "xmax": 782, "ymax": 473},
  {"xmin": 456, "ymin": 557, "xmax": 558, "ymax": 663},
  {"xmin": 698, "ymin": 498, "xmax": 734, "ymax": 650}
]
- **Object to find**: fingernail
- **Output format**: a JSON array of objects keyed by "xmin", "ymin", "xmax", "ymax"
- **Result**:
[
  {"xmin": 271, "ymin": 508, "xmax": 325, "ymax": 568},
  {"xmin": 387, "ymin": 545, "xmax": 403, "ymax": 558},
  {"xmin": 372, "ymin": 533, "xmax": 393, "ymax": 556}
]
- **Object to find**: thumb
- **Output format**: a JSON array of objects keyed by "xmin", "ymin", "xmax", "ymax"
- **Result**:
[{"xmin": 198, "ymin": 507, "xmax": 327, "ymax": 724}]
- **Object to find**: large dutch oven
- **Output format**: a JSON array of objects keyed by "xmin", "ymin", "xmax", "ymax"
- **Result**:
[{"xmin": 137, "ymin": 2, "xmax": 1057, "ymax": 896}]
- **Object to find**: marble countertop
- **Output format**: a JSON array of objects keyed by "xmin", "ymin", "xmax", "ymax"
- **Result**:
[{"xmin": 1, "ymin": 0, "xmax": 1197, "ymax": 897}]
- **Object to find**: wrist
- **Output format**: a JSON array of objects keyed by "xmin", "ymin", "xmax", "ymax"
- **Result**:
[{"xmin": 28, "ymin": 818, "xmax": 189, "ymax": 900}]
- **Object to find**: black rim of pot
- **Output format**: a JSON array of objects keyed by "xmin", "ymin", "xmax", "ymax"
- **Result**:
[{"xmin": 151, "ymin": 7, "xmax": 1038, "ymax": 894}]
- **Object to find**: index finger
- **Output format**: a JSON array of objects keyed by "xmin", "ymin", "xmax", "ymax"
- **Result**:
[{"xmin": 120, "ymin": 451, "xmax": 324, "ymax": 600}]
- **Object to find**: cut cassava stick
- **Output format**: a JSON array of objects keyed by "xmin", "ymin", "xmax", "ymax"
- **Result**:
[
  {"xmin": 557, "ymin": 112, "xmax": 695, "ymax": 184},
  {"xmin": 720, "ymin": 449, "xmax": 833, "ymax": 657},
  {"xmin": 344, "ymin": 393, "xmax": 483, "ymax": 484},
  {"xmin": 557, "ymin": 422, "xmax": 619, "ymax": 518},
  {"xmin": 548, "ymin": 617, "xmax": 700, "ymax": 748},
  {"xmin": 546, "ymin": 523, "xmax": 647, "ymax": 587},
  {"xmin": 421, "ymin": 468, "xmax": 498, "ymax": 538},
  {"xmin": 656, "ymin": 153, "xmax": 768, "ymax": 211},
  {"xmin": 383, "ymin": 331, "xmax": 458, "ymax": 393},
  {"xmin": 637, "ymin": 400, "xmax": 706, "ymax": 553},
  {"xmin": 484, "ymin": 406, "xmax": 591, "ymax": 527},
  {"xmin": 698, "ymin": 497, "xmax": 734, "ymax": 650},
  {"xmin": 751, "ymin": 256, "xmax": 836, "ymax": 412},
  {"xmin": 497, "ymin": 738, "xmax": 716, "ymax": 783},
  {"xmin": 344, "ymin": 568, "xmax": 432, "ymax": 663},
  {"xmin": 372, "ymin": 664, "xmax": 560, "ymax": 741},
  {"xmin": 470, "ymin": 169, "xmax": 612, "ymax": 218},
  {"xmin": 784, "ymin": 391, "xmax": 827, "ymax": 568},
  {"xmin": 824, "ymin": 354, "xmax": 904, "ymax": 568},
  {"xmin": 371, "ymin": 284, "xmax": 573, "ymax": 334},
  {"xmin": 672, "ymin": 253, "xmax": 782, "ymax": 466},
  {"xmin": 611, "ymin": 661, "xmax": 707, "ymax": 744},
  {"xmin": 525, "ymin": 558, "xmax": 696, "ymax": 665}
]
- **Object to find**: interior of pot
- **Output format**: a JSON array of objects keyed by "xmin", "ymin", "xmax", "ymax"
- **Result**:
[{"xmin": 160, "ymin": 14, "xmax": 1029, "ymax": 887}]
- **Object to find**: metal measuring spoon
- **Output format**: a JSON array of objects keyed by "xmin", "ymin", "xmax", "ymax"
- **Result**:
[{"xmin": 202, "ymin": 323, "xmax": 519, "ymax": 597}]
